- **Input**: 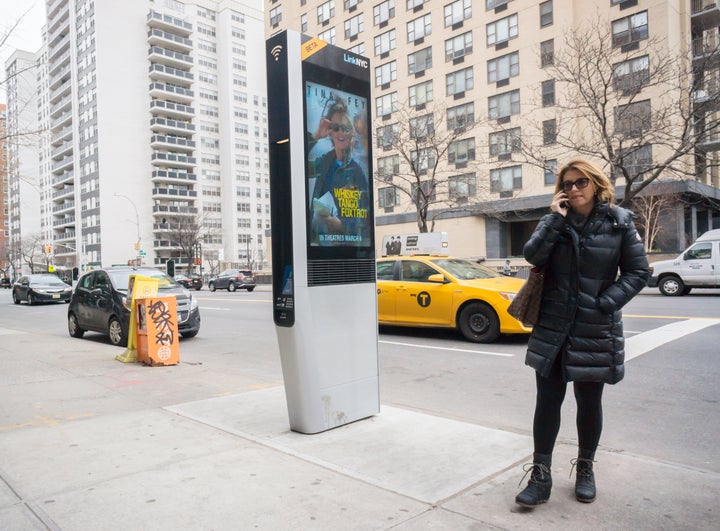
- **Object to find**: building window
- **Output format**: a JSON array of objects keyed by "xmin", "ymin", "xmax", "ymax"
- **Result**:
[
  {"xmin": 449, "ymin": 138, "xmax": 475, "ymax": 163},
  {"xmin": 407, "ymin": 0, "xmax": 426, "ymax": 8},
  {"xmin": 377, "ymin": 123, "xmax": 398, "ymax": 148},
  {"xmin": 487, "ymin": 51, "xmax": 519, "ymax": 83},
  {"xmin": 613, "ymin": 55, "xmax": 649, "ymax": 94},
  {"xmin": 542, "ymin": 79, "xmax": 555, "ymax": 106},
  {"xmin": 408, "ymin": 47, "xmax": 432, "ymax": 75},
  {"xmin": 345, "ymin": 0, "xmax": 362, "ymax": 9},
  {"xmin": 615, "ymin": 99, "xmax": 651, "ymax": 136},
  {"xmin": 269, "ymin": 6, "xmax": 282, "ymax": 27},
  {"xmin": 376, "ymin": 92, "xmax": 398, "ymax": 116},
  {"xmin": 449, "ymin": 172, "xmax": 476, "ymax": 201},
  {"xmin": 489, "ymin": 127, "xmax": 521, "ymax": 156},
  {"xmin": 345, "ymin": 13, "xmax": 364, "ymax": 39},
  {"xmin": 488, "ymin": 89, "xmax": 520, "ymax": 119},
  {"xmin": 374, "ymin": 29, "xmax": 396, "ymax": 55},
  {"xmin": 542, "ymin": 119, "xmax": 557, "ymax": 145},
  {"xmin": 411, "ymin": 148, "xmax": 436, "ymax": 173},
  {"xmin": 301, "ymin": 14, "xmax": 308, "ymax": 32},
  {"xmin": 373, "ymin": 0, "xmax": 395, "ymax": 25},
  {"xmin": 619, "ymin": 145, "xmax": 653, "ymax": 181},
  {"xmin": 317, "ymin": 0, "xmax": 335, "ymax": 24},
  {"xmin": 377, "ymin": 154, "xmax": 400, "ymax": 180},
  {"xmin": 612, "ymin": 11, "xmax": 648, "ymax": 49},
  {"xmin": 375, "ymin": 60, "xmax": 397, "ymax": 86},
  {"xmin": 411, "ymin": 179, "xmax": 437, "ymax": 202},
  {"xmin": 349, "ymin": 42, "xmax": 365, "ymax": 54},
  {"xmin": 409, "ymin": 113, "xmax": 434, "ymax": 138},
  {"xmin": 490, "ymin": 165, "xmax": 522, "ymax": 193},
  {"xmin": 409, "ymin": 80, "xmax": 433, "ymax": 106},
  {"xmin": 319, "ymin": 27, "xmax": 336, "ymax": 44},
  {"xmin": 407, "ymin": 13, "xmax": 432, "ymax": 41},
  {"xmin": 544, "ymin": 159, "xmax": 557, "ymax": 186},
  {"xmin": 447, "ymin": 102, "xmax": 474, "ymax": 129},
  {"xmin": 444, "ymin": 0, "xmax": 471, "ymax": 28},
  {"xmin": 486, "ymin": 14, "xmax": 518, "ymax": 46},
  {"xmin": 445, "ymin": 31, "xmax": 473, "ymax": 62},
  {"xmin": 378, "ymin": 186, "xmax": 401, "ymax": 208},
  {"xmin": 446, "ymin": 66, "xmax": 474, "ymax": 96},
  {"xmin": 539, "ymin": 1, "xmax": 553, "ymax": 27},
  {"xmin": 540, "ymin": 39, "xmax": 554, "ymax": 67}
]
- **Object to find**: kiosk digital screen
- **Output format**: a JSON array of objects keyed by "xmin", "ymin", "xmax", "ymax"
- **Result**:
[{"xmin": 304, "ymin": 80, "xmax": 372, "ymax": 252}]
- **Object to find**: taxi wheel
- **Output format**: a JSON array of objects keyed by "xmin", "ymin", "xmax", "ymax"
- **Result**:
[{"xmin": 458, "ymin": 302, "xmax": 500, "ymax": 343}]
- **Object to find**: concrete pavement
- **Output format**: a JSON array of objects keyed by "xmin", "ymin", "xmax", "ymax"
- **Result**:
[{"xmin": 0, "ymin": 299, "xmax": 718, "ymax": 529}]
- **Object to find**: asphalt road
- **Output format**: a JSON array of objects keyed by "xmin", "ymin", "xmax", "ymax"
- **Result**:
[{"xmin": 2, "ymin": 284, "xmax": 718, "ymax": 474}]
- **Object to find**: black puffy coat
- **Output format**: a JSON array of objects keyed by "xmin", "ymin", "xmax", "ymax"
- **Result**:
[{"xmin": 523, "ymin": 202, "xmax": 649, "ymax": 384}]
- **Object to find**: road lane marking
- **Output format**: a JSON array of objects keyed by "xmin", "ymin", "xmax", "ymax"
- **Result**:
[
  {"xmin": 200, "ymin": 306, "xmax": 232, "ymax": 311},
  {"xmin": 0, "ymin": 327, "xmax": 27, "ymax": 335},
  {"xmin": 625, "ymin": 314, "xmax": 720, "ymax": 320},
  {"xmin": 196, "ymin": 298, "xmax": 270, "ymax": 303},
  {"xmin": 379, "ymin": 340, "xmax": 513, "ymax": 357},
  {"xmin": 625, "ymin": 319, "xmax": 719, "ymax": 362}
]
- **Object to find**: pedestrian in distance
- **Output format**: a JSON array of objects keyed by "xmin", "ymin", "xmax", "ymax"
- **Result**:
[
  {"xmin": 515, "ymin": 159, "xmax": 649, "ymax": 508},
  {"xmin": 502, "ymin": 259, "xmax": 512, "ymax": 276}
]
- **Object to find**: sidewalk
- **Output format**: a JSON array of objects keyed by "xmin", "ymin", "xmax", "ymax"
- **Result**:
[{"xmin": 0, "ymin": 322, "xmax": 717, "ymax": 530}]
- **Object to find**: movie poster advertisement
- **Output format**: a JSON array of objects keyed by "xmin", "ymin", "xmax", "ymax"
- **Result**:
[{"xmin": 305, "ymin": 81, "xmax": 371, "ymax": 248}]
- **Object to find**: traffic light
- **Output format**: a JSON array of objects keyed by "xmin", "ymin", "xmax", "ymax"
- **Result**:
[
  {"xmin": 44, "ymin": 244, "xmax": 52, "ymax": 254},
  {"xmin": 134, "ymin": 241, "xmax": 140, "ymax": 251}
]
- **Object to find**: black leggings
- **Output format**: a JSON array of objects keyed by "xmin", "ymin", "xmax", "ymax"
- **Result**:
[{"xmin": 533, "ymin": 355, "xmax": 605, "ymax": 456}]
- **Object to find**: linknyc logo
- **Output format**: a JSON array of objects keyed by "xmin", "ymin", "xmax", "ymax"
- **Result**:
[{"xmin": 343, "ymin": 53, "xmax": 368, "ymax": 69}]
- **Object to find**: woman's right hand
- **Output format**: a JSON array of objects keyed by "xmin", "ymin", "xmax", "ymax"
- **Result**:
[
  {"xmin": 550, "ymin": 192, "xmax": 569, "ymax": 217},
  {"xmin": 314, "ymin": 118, "xmax": 332, "ymax": 140}
]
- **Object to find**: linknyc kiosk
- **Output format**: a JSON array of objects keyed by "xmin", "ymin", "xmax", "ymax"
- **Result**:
[{"xmin": 266, "ymin": 31, "xmax": 379, "ymax": 434}]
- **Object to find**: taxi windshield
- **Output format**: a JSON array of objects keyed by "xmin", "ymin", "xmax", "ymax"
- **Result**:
[{"xmin": 431, "ymin": 258, "xmax": 502, "ymax": 280}]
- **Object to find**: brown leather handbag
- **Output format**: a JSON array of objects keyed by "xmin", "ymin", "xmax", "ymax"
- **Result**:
[{"xmin": 507, "ymin": 266, "xmax": 546, "ymax": 326}]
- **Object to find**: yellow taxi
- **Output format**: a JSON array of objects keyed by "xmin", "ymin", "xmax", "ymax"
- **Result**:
[{"xmin": 376, "ymin": 255, "xmax": 532, "ymax": 343}]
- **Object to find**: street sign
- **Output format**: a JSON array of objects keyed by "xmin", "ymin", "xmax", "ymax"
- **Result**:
[{"xmin": 139, "ymin": 250, "xmax": 147, "ymax": 256}]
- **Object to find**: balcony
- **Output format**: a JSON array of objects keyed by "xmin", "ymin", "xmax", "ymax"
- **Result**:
[
  {"xmin": 50, "ymin": 81, "xmax": 71, "ymax": 104},
  {"xmin": 51, "ymin": 140, "xmax": 73, "ymax": 161},
  {"xmin": 52, "ymin": 155, "xmax": 74, "ymax": 173},
  {"xmin": 53, "ymin": 215, "xmax": 75, "ymax": 228},
  {"xmin": 151, "ymin": 187, "xmax": 198, "ymax": 200},
  {"xmin": 148, "ymin": 46, "xmax": 193, "ymax": 69},
  {"xmin": 49, "ymin": 64, "xmax": 72, "ymax": 92},
  {"xmin": 52, "ymin": 185, "xmax": 74, "ymax": 200},
  {"xmin": 698, "ymin": 131, "xmax": 720, "ymax": 151},
  {"xmin": 49, "ymin": 33, "xmax": 71, "ymax": 60},
  {"xmin": 692, "ymin": 0, "xmax": 720, "ymax": 31},
  {"xmin": 51, "ymin": 110, "xmax": 72, "ymax": 130},
  {"xmin": 151, "ymin": 151, "xmax": 196, "ymax": 168},
  {"xmin": 152, "ymin": 240, "xmax": 182, "ymax": 250},
  {"xmin": 147, "ymin": 10, "xmax": 192, "ymax": 36},
  {"xmin": 148, "ymin": 63, "xmax": 194, "ymax": 84},
  {"xmin": 150, "ymin": 117, "xmax": 195, "ymax": 134},
  {"xmin": 147, "ymin": 28, "xmax": 192, "ymax": 53},
  {"xmin": 50, "ymin": 94, "xmax": 72, "ymax": 118},
  {"xmin": 53, "ymin": 230, "xmax": 76, "ymax": 242},
  {"xmin": 48, "ymin": 49, "xmax": 71, "ymax": 77},
  {"xmin": 52, "ymin": 126, "xmax": 73, "ymax": 146},
  {"xmin": 53, "ymin": 200, "xmax": 75, "ymax": 214},
  {"xmin": 150, "ymin": 134, "xmax": 195, "ymax": 152},
  {"xmin": 149, "ymin": 99, "xmax": 194, "ymax": 120},
  {"xmin": 148, "ymin": 82, "xmax": 194, "ymax": 103},
  {"xmin": 47, "ymin": 0, "xmax": 65, "ymax": 20},
  {"xmin": 47, "ymin": 2, "xmax": 70, "ymax": 35},
  {"xmin": 52, "ymin": 171, "xmax": 75, "ymax": 187},
  {"xmin": 151, "ymin": 169, "xmax": 197, "ymax": 184},
  {"xmin": 154, "ymin": 256, "xmax": 189, "ymax": 266},
  {"xmin": 153, "ymin": 205, "xmax": 198, "ymax": 216}
]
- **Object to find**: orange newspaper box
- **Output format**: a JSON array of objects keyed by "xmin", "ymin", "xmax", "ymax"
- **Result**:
[{"xmin": 136, "ymin": 296, "xmax": 179, "ymax": 366}]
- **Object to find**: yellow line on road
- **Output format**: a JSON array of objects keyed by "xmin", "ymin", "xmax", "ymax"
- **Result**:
[
  {"xmin": 624, "ymin": 314, "xmax": 720, "ymax": 321},
  {"xmin": 196, "ymin": 297, "xmax": 270, "ymax": 303},
  {"xmin": 0, "ymin": 413, "xmax": 95, "ymax": 432}
]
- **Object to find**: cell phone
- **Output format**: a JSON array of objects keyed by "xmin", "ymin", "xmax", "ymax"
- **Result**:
[{"xmin": 560, "ymin": 200, "xmax": 569, "ymax": 209}]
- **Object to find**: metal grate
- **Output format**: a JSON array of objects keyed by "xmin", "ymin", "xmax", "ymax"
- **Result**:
[{"xmin": 307, "ymin": 258, "xmax": 376, "ymax": 286}]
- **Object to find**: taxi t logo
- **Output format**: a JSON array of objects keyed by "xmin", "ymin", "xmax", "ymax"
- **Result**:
[{"xmin": 416, "ymin": 291, "xmax": 431, "ymax": 308}]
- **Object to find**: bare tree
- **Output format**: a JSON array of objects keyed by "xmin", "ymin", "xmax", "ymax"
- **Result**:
[
  {"xmin": 515, "ymin": 18, "xmax": 720, "ymax": 206},
  {"xmin": 164, "ymin": 215, "xmax": 215, "ymax": 273},
  {"xmin": 17, "ymin": 233, "xmax": 43, "ymax": 273},
  {"xmin": 203, "ymin": 249, "xmax": 221, "ymax": 277},
  {"xmin": 630, "ymin": 192, "xmax": 683, "ymax": 252},
  {"xmin": 374, "ymin": 101, "xmax": 487, "ymax": 232}
]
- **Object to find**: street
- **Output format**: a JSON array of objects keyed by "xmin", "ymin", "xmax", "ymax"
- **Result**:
[{"xmin": 0, "ymin": 286, "xmax": 718, "ymax": 529}]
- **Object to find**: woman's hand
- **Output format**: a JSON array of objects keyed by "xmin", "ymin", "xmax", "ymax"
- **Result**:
[
  {"xmin": 550, "ymin": 192, "xmax": 569, "ymax": 217},
  {"xmin": 314, "ymin": 118, "xmax": 332, "ymax": 140}
]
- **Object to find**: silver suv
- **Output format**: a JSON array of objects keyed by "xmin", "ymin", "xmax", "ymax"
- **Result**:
[{"xmin": 208, "ymin": 269, "xmax": 256, "ymax": 292}]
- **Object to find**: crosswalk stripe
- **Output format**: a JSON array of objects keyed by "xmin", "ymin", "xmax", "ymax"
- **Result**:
[{"xmin": 625, "ymin": 319, "xmax": 719, "ymax": 362}]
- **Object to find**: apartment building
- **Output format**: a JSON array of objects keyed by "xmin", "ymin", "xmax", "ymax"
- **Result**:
[
  {"xmin": 267, "ymin": 0, "xmax": 720, "ymax": 258},
  {"xmin": 1, "ymin": 104, "xmax": 8, "ymax": 270},
  {"xmin": 6, "ymin": 0, "xmax": 270, "ymax": 274}
]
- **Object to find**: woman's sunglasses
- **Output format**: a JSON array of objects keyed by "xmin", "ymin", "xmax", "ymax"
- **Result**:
[
  {"xmin": 329, "ymin": 123, "xmax": 353, "ymax": 133},
  {"xmin": 561, "ymin": 177, "xmax": 591, "ymax": 192}
]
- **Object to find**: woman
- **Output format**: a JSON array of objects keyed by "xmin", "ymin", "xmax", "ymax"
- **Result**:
[
  {"xmin": 515, "ymin": 159, "xmax": 649, "ymax": 508},
  {"xmin": 307, "ymin": 99, "xmax": 369, "ymax": 244}
]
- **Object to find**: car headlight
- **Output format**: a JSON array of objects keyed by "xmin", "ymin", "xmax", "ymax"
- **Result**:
[
  {"xmin": 35, "ymin": 289, "xmax": 46, "ymax": 294},
  {"xmin": 190, "ymin": 296, "xmax": 198, "ymax": 310},
  {"xmin": 499, "ymin": 292, "xmax": 516, "ymax": 301},
  {"xmin": 121, "ymin": 295, "xmax": 131, "ymax": 310}
]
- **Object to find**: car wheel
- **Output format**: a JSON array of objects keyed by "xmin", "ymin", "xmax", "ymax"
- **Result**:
[
  {"xmin": 246, "ymin": 286, "xmax": 255, "ymax": 292},
  {"xmin": 209, "ymin": 282, "xmax": 216, "ymax": 292},
  {"xmin": 458, "ymin": 302, "xmax": 500, "ymax": 343},
  {"xmin": 181, "ymin": 330, "xmax": 199, "ymax": 338},
  {"xmin": 27, "ymin": 293, "xmax": 35, "ymax": 306},
  {"xmin": 228, "ymin": 282, "xmax": 236, "ymax": 292},
  {"xmin": 659, "ymin": 276, "xmax": 684, "ymax": 296},
  {"xmin": 195, "ymin": 286, "xmax": 202, "ymax": 291},
  {"xmin": 108, "ymin": 317, "xmax": 127, "ymax": 346},
  {"xmin": 12, "ymin": 291, "xmax": 20, "ymax": 304},
  {"xmin": 68, "ymin": 312, "xmax": 85, "ymax": 338}
]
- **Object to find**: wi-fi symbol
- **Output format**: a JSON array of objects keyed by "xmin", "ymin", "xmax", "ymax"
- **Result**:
[{"xmin": 270, "ymin": 45, "xmax": 283, "ymax": 62}]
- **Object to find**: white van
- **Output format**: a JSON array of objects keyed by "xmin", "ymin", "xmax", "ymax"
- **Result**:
[{"xmin": 647, "ymin": 229, "xmax": 720, "ymax": 295}]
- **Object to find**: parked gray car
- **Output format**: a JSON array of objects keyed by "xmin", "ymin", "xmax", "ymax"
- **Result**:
[
  {"xmin": 207, "ymin": 269, "xmax": 256, "ymax": 292},
  {"xmin": 12, "ymin": 274, "xmax": 73, "ymax": 305}
]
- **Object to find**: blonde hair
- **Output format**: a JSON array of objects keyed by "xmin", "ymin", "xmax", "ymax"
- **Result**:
[{"xmin": 555, "ymin": 159, "xmax": 615, "ymax": 205}]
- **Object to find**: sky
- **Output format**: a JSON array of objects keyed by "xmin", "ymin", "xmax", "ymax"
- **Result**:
[{"xmin": 1, "ymin": 1, "xmax": 46, "ymax": 103}]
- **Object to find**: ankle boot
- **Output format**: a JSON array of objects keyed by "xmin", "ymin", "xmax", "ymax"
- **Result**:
[
  {"xmin": 515, "ymin": 453, "xmax": 552, "ymax": 508},
  {"xmin": 571, "ymin": 455, "xmax": 596, "ymax": 503}
]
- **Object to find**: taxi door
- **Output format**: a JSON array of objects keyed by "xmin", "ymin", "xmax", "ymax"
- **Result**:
[
  {"xmin": 394, "ymin": 259, "xmax": 454, "ymax": 326},
  {"xmin": 376, "ymin": 260, "xmax": 397, "ymax": 322}
]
